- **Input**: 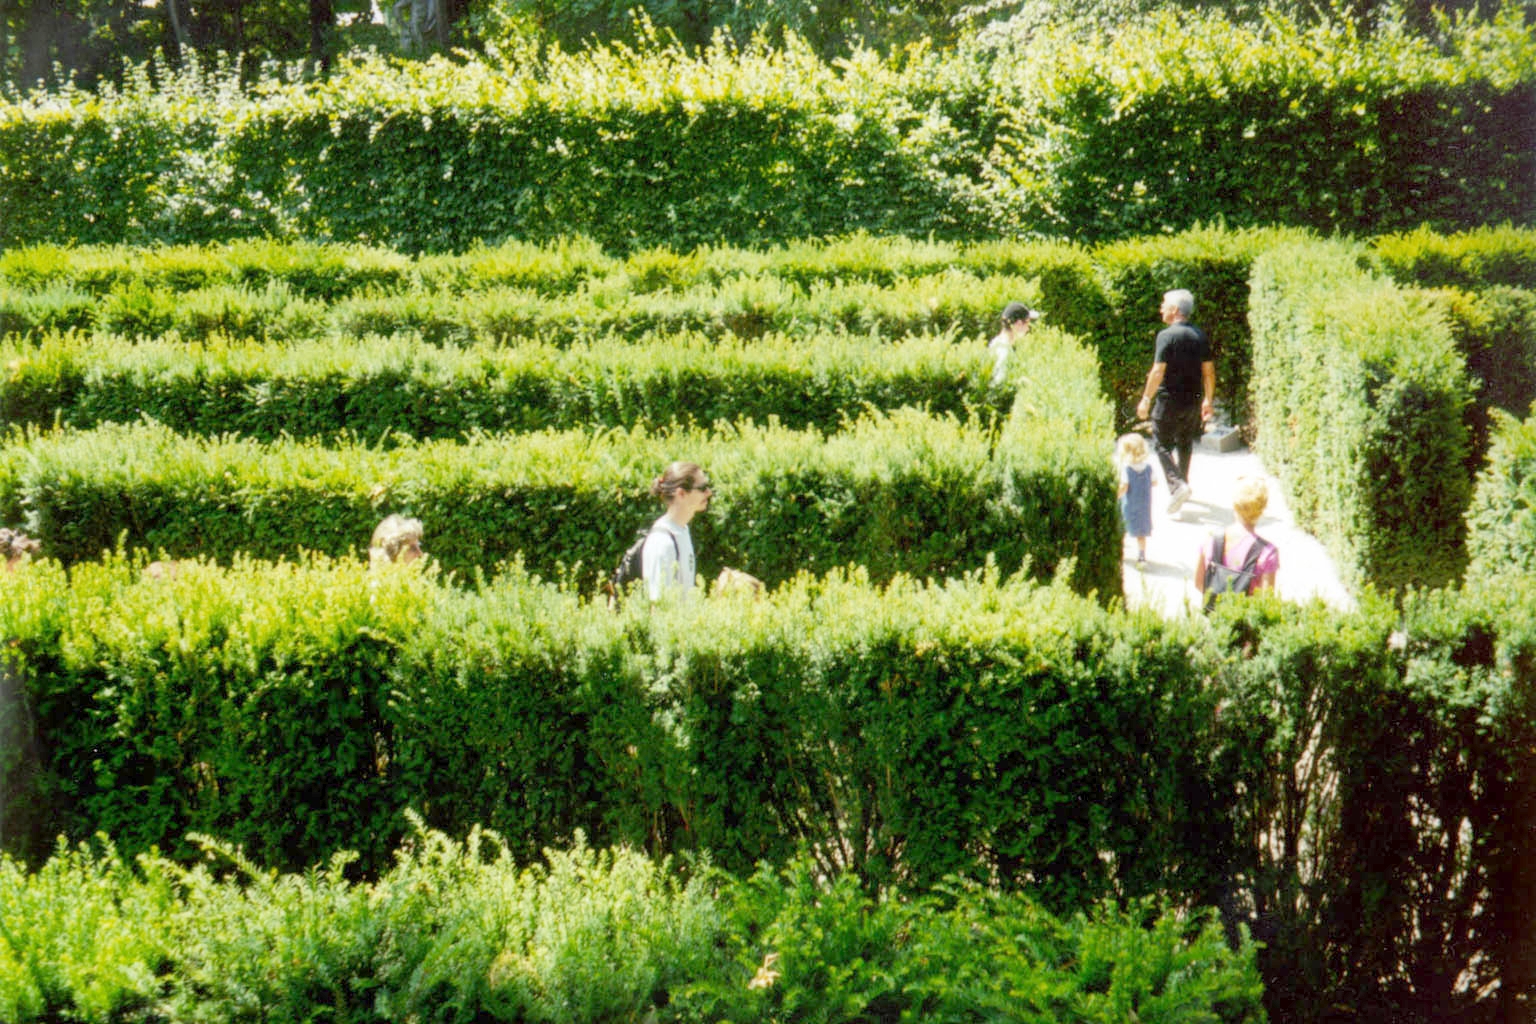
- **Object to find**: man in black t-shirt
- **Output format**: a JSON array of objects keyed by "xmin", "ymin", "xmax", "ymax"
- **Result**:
[{"xmin": 1134, "ymin": 289, "xmax": 1214, "ymax": 514}]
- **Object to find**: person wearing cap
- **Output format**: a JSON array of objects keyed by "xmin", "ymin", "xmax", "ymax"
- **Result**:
[
  {"xmin": 1134, "ymin": 289, "xmax": 1214, "ymax": 514},
  {"xmin": 989, "ymin": 301, "xmax": 1043, "ymax": 387}
]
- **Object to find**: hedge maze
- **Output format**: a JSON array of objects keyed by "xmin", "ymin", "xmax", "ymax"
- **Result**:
[
  {"xmin": 0, "ymin": 226, "xmax": 1533, "ymax": 1023},
  {"xmin": 1, "ymin": 10, "xmax": 1534, "ymax": 1013}
]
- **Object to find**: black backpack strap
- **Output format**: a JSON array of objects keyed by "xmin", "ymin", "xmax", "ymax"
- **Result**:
[
  {"xmin": 1229, "ymin": 534, "xmax": 1272, "ymax": 597},
  {"xmin": 1213, "ymin": 531, "xmax": 1269, "ymax": 575},
  {"xmin": 1237, "ymin": 535, "xmax": 1270, "ymax": 575}
]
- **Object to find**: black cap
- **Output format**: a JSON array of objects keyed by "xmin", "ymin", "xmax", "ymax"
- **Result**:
[{"xmin": 1001, "ymin": 301, "xmax": 1043, "ymax": 325}]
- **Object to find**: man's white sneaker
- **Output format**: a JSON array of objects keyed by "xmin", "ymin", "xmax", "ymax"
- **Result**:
[{"xmin": 1167, "ymin": 483, "xmax": 1191, "ymax": 514}]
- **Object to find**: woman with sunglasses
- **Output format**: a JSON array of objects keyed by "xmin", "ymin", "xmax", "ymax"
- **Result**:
[{"xmin": 643, "ymin": 461, "xmax": 713, "ymax": 602}]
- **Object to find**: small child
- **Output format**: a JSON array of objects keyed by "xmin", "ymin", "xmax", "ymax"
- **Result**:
[
  {"xmin": 369, "ymin": 514, "xmax": 425, "ymax": 568},
  {"xmin": 1116, "ymin": 433, "xmax": 1155, "ymax": 567},
  {"xmin": 0, "ymin": 528, "xmax": 39, "ymax": 572}
]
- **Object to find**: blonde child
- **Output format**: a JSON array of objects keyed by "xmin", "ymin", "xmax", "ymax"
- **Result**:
[
  {"xmin": 1116, "ymin": 433, "xmax": 1155, "ymax": 567},
  {"xmin": 0, "ymin": 528, "xmax": 39, "ymax": 572},
  {"xmin": 1195, "ymin": 475, "xmax": 1278, "ymax": 610},
  {"xmin": 369, "ymin": 514, "xmax": 425, "ymax": 568}
]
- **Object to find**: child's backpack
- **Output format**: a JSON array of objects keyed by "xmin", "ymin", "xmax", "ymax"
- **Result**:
[
  {"xmin": 605, "ymin": 526, "xmax": 677, "ymax": 602},
  {"xmin": 1202, "ymin": 531, "xmax": 1273, "ymax": 612}
]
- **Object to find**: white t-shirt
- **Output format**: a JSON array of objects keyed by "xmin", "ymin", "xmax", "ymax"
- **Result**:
[
  {"xmin": 642, "ymin": 515, "xmax": 696, "ymax": 602},
  {"xmin": 988, "ymin": 330, "xmax": 1013, "ymax": 386}
]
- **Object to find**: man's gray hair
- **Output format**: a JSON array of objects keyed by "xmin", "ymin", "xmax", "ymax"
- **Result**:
[{"xmin": 1164, "ymin": 289, "xmax": 1195, "ymax": 317}]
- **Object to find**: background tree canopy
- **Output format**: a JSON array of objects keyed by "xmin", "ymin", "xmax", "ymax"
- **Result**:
[{"xmin": 2, "ymin": 0, "xmax": 1518, "ymax": 93}]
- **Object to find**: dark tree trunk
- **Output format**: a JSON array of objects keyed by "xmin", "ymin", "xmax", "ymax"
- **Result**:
[
  {"xmin": 19, "ymin": 2, "xmax": 71, "ymax": 88},
  {"xmin": 308, "ymin": 0, "xmax": 333, "ymax": 73}
]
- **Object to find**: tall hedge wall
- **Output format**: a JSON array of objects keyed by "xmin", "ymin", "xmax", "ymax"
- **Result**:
[
  {"xmin": 999, "ymin": 8, "xmax": 1536, "ymax": 242},
  {"xmin": 0, "ymin": 386, "xmax": 1120, "ymax": 599},
  {"xmin": 1, "ymin": 9, "xmax": 1531, "ymax": 252},
  {"xmin": 4, "ymin": 560, "xmax": 1531, "ymax": 1024},
  {"xmin": 1465, "ymin": 405, "xmax": 1536, "ymax": 585},
  {"xmin": 0, "ymin": 43, "xmax": 993, "ymax": 252},
  {"xmin": 1249, "ymin": 240, "xmax": 1474, "ymax": 591},
  {"xmin": 0, "ymin": 330, "xmax": 1004, "ymax": 441}
]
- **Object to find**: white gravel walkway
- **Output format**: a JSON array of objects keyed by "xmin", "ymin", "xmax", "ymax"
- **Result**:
[{"xmin": 1118, "ymin": 438, "xmax": 1356, "ymax": 617}]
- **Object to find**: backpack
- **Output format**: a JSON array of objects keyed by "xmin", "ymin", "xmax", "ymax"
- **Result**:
[
  {"xmin": 1202, "ymin": 531, "xmax": 1272, "ymax": 613},
  {"xmin": 606, "ymin": 525, "xmax": 677, "ymax": 600}
]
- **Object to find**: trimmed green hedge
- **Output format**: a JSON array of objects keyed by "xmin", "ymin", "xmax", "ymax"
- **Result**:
[
  {"xmin": 1000, "ymin": 9, "xmax": 1536, "ymax": 242},
  {"xmin": 1419, "ymin": 284, "xmax": 1536, "ymax": 465},
  {"xmin": 0, "ymin": 237, "xmax": 558, "ymax": 298},
  {"xmin": 0, "ymin": 390, "xmax": 1118, "ymax": 598},
  {"xmin": 0, "ymin": 831, "xmax": 1265, "ymax": 1024},
  {"xmin": 0, "ymin": 559, "xmax": 1219, "ymax": 898},
  {"xmin": 0, "ymin": 228, "xmax": 1383, "ymax": 436},
  {"xmin": 0, "ymin": 234, "xmax": 1087, "ymax": 301},
  {"xmin": 994, "ymin": 330, "xmax": 1122, "ymax": 596},
  {"xmin": 0, "ymin": 230, "xmax": 1230, "ymax": 432},
  {"xmin": 0, "ymin": 42, "xmax": 992, "ymax": 253},
  {"xmin": 1370, "ymin": 225, "xmax": 1536, "ymax": 458},
  {"xmin": 3, "ymin": 560, "xmax": 1531, "ymax": 1024},
  {"xmin": 1437, "ymin": 285, "xmax": 1536, "ymax": 419},
  {"xmin": 1373, "ymin": 224, "xmax": 1536, "ymax": 291},
  {"xmin": 5, "ymin": 227, "xmax": 1522, "ymax": 592},
  {"xmin": 1466, "ymin": 405, "xmax": 1536, "ymax": 585},
  {"xmin": 0, "ymin": 329, "xmax": 1002, "ymax": 440},
  {"xmin": 0, "ymin": 265, "xmax": 1063, "ymax": 346},
  {"xmin": 2, "ymin": 10, "xmax": 1531, "ymax": 253},
  {"xmin": 1089, "ymin": 226, "xmax": 1314, "ymax": 428},
  {"xmin": 1249, "ymin": 240, "xmax": 1474, "ymax": 591},
  {"xmin": 1211, "ymin": 584, "xmax": 1536, "ymax": 1024}
]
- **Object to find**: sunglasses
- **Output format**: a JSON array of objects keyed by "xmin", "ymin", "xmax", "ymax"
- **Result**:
[{"xmin": 682, "ymin": 480, "xmax": 714, "ymax": 493}]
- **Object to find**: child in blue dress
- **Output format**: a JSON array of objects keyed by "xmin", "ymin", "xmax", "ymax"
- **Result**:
[{"xmin": 1116, "ymin": 433, "xmax": 1155, "ymax": 567}]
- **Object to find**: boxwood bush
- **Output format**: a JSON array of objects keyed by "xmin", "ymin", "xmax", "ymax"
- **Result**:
[
  {"xmin": 1465, "ymin": 405, "xmax": 1536, "ymax": 585},
  {"xmin": 1249, "ymin": 239, "xmax": 1474, "ymax": 591},
  {"xmin": 0, "ymin": 328, "xmax": 1002, "ymax": 441},
  {"xmin": 2, "ymin": 559, "xmax": 1530, "ymax": 1024},
  {"xmin": 0, "ymin": 398, "xmax": 1116, "ymax": 597},
  {"xmin": 0, "ymin": 827, "xmax": 1266, "ymax": 1024}
]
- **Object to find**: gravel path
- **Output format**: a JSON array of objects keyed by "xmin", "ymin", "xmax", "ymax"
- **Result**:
[{"xmin": 1118, "ymin": 439, "xmax": 1356, "ymax": 617}]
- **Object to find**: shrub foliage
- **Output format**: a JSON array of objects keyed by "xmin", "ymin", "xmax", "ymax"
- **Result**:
[
  {"xmin": 1, "ymin": 9, "xmax": 1531, "ymax": 252},
  {"xmin": 0, "ymin": 389, "xmax": 1118, "ymax": 598},
  {"xmin": 1249, "ymin": 239, "xmax": 1474, "ymax": 591},
  {"xmin": 1, "ymin": 561, "xmax": 1531, "ymax": 1023},
  {"xmin": 1466, "ymin": 405, "xmax": 1536, "ymax": 585},
  {"xmin": 0, "ymin": 212, "xmax": 1533, "ymax": 1024},
  {"xmin": 0, "ymin": 824, "xmax": 1267, "ymax": 1024}
]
